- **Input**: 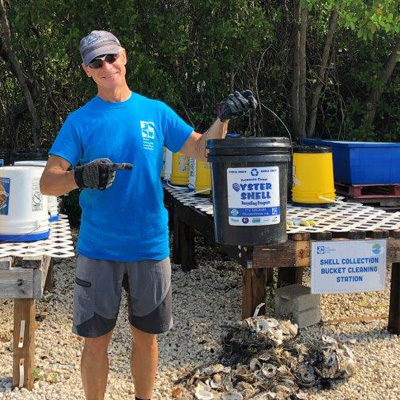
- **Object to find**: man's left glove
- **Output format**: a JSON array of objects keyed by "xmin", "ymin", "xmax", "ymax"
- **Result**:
[
  {"xmin": 218, "ymin": 89, "xmax": 258, "ymax": 122},
  {"xmin": 74, "ymin": 158, "xmax": 133, "ymax": 190}
]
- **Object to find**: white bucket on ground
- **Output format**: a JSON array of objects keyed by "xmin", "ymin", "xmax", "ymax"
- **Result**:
[
  {"xmin": 13, "ymin": 161, "xmax": 59, "ymax": 222},
  {"xmin": 0, "ymin": 166, "xmax": 50, "ymax": 241}
]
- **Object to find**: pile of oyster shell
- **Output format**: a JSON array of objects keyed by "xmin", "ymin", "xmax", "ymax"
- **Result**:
[{"xmin": 173, "ymin": 316, "xmax": 354, "ymax": 400}]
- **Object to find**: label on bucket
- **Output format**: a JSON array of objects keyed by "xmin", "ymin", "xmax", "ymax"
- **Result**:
[
  {"xmin": 0, "ymin": 178, "xmax": 10, "ymax": 215},
  {"xmin": 32, "ymin": 179, "xmax": 43, "ymax": 212},
  {"xmin": 227, "ymin": 167, "xmax": 280, "ymax": 226}
]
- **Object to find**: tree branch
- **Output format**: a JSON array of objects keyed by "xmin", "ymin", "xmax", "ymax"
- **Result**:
[
  {"xmin": 291, "ymin": 0, "xmax": 301, "ymax": 138},
  {"xmin": 298, "ymin": 3, "xmax": 308, "ymax": 139},
  {"xmin": 0, "ymin": 0, "xmax": 41, "ymax": 148},
  {"xmin": 308, "ymin": 8, "xmax": 339, "ymax": 138},
  {"xmin": 363, "ymin": 37, "xmax": 400, "ymax": 128}
]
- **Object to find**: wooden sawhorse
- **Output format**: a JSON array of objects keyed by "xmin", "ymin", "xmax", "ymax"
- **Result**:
[{"xmin": 0, "ymin": 256, "xmax": 52, "ymax": 389}]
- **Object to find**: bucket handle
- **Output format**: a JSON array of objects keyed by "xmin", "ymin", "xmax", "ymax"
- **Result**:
[
  {"xmin": 260, "ymin": 103, "xmax": 292, "ymax": 144},
  {"xmin": 318, "ymin": 195, "xmax": 346, "ymax": 205},
  {"xmin": 189, "ymin": 188, "xmax": 211, "ymax": 196}
]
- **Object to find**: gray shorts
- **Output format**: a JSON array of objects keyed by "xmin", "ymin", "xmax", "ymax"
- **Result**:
[{"xmin": 73, "ymin": 255, "xmax": 173, "ymax": 338}]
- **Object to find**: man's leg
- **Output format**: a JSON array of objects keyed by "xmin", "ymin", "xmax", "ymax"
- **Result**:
[
  {"xmin": 124, "ymin": 258, "xmax": 173, "ymax": 399},
  {"xmin": 130, "ymin": 326, "xmax": 158, "ymax": 399},
  {"xmin": 81, "ymin": 330, "xmax": 113, "ymax": 400},
  {"xmin": 73, "ymin": 256, "xmax": 125, "ymax": 400}
]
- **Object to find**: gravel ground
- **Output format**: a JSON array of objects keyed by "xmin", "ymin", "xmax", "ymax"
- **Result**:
[{"xmin": 1, "ymin": 233, "xmax": 400, "ymax": 399}]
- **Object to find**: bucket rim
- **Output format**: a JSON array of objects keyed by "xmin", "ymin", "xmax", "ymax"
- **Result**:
[
  {"xmin": 293, "ymin": 145, "xmax": 332, "ymax": 153},
  {"xmin": 207, "ymin": 137, "xmax": 292, "ymax": 150}
]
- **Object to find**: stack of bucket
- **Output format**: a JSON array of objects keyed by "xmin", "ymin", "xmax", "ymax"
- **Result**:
[
  {"xmin": 161, "ymin": 148, "xmax": 173, "ymax": 181},
  {"xmin": 14, "ymin": 161, "xmax": 60, "ymax": 221},
  {"xmin": 188, "ymin": 158, "xmax": 212, "ymax": 196},
  {"xmin": 0, "ymin": 166, "xmax": 50, "ymax": 242},
  {"xmin": 170, "ymin": 152, "xmax": 190, "ymax": 186},
  {"xmin": 161, "ymin": 148, "xmax": 212, "ymax": 195}
]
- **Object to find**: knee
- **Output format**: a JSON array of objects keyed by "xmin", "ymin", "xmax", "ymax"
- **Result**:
[
  {"xmin": 83, "ymin": 332, "xmax": 112, "ymax": 355},
  {"xmin": 131, "ymin": 328, "xmax": 157, "ymax": 350}
]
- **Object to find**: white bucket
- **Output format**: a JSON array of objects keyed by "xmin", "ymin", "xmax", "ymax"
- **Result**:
[
  {"xmin": 13, "ymin": 161, "xmax": 59, "ymax": 222},
  {"xmin": 188, "ymin": 158, "xmax": 196, "ymax": 192},
  {"xmin": 0, "ymin": 166, "xmax": 50, "ymax": 241},
  {"xmin": 161, "ymin": 148, "xmax": 172, "ymax": 181}
]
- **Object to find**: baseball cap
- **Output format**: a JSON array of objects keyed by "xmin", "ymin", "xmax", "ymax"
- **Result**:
[{"xmin": 79, "ymin": 30, "xmax": 122, "ymax": 66}]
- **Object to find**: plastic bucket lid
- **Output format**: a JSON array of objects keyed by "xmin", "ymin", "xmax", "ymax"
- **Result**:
[{"xmin": 207, "ymin": 137, "xmax": 291, "ymax": 156}]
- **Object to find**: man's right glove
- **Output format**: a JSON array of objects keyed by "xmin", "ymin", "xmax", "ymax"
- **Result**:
[
  {"xmin": 74, "ymin": 158, "xmax": 133, "ymax": 190},
  {"xmin": 218, "ymin": 89, "xmax": 258, "ymax": 122}
]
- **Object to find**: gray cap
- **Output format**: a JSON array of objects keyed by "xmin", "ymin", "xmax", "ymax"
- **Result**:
[{"xmin": 79, "ymin": 30, "xmax": 122, "ymax": 66}]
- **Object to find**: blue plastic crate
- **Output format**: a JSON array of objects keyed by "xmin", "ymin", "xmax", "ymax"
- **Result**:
[{"xmin": 302, "ymin": 139, "xmax": 400, "ymax": 184}]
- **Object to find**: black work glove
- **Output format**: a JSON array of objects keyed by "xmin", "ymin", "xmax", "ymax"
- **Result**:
[
  {"xmin": 74, "ymin": 158, "xmax": 133, "ymax": 190},
  {"xmin": 218, "ymin": 90, "xmax": 258, "ymax": 122}
]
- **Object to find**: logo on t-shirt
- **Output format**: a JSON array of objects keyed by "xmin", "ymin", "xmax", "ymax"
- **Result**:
[{"xmin": 140, "ymin": 121, "xmax": 155, "ymax": 151}]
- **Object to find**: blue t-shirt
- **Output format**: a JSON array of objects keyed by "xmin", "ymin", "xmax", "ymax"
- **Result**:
[{"xmin": 50, "ymin": 92, "xmax": 193, "ymax": 261}]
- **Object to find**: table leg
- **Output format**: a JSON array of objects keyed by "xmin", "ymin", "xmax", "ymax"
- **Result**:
[
  {"xmin": 13, "ymin": 299, "xmax": 35, "ymax": 390},
  {"xmin": 277, "ymin": 267, "xmax": 304, "ymax": 288},
  {"xmin": 44, "ymin": 259, "xmax": 55, "ymax": 292},
  {"xmin": 389, "ymin": 263, "xmax": 400, "ymax": 334},
  {"xmin": 180, "ymin": 221, "xmax": 196, "ymax": 272},
  {"xmin": 242, "ymin": 268, "xmax": 267, "ymax": 319},
  {"xmin": 172, "ymin": 215, "xmax": 196, "ymax": 272},
  {"xmin": 172, "ymin": 213, "xmax": 182, "ymax": 265}
]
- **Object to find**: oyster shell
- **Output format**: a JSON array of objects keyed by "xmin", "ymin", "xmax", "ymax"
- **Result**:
[
  {"xmin": 202, "ymin": 364, "xmax": 226, "ymax": 376},
  {"xmin": 249, "ymin": 357, "xmax": 262, "ymax": 371},
  {"xmin": 221, "ymin": 393, "xmax": 244, "ymax": 400},
  {"xmin": 195, "ymin": 381, "xmax": 211, "ymax": 392},
  {"xmin": 295, "ymin": 363, "xmax": 317, "ymax": 388},
  {"xmin": 311, "ymin": 336, "xmax": 355, "ymax": 379},
  {"xmin": 195, "ymin": 390, "xmax": 214, "ymax": 400},
  {"xmin": 261, "ymin": 364, "xmax": 277, "ymax": 379}
]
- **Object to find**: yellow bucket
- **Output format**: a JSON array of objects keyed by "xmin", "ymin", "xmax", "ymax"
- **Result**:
[
  {"xmin": 171, "ymin": 152, "xmax": 189, "ymax": 186},
  {"xmin": 292, "ymin": 145, "xmax": 335, "ymax": 205},
  {"xmin": 195, "ymin": 161, "xmax": 212, "ymax": 195}
]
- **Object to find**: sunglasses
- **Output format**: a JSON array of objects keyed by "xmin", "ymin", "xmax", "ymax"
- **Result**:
[{"xmin": 88, "ymin": 53, "xmax": 119, "ymax": 69}]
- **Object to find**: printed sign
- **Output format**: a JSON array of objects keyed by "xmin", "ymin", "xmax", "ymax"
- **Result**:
[
  {"xmin": 0, "ymin": 177, "xmax": 10, "ymax": 215},
  {"xmin": 227, "ymin": 166, "xmax": 280, "ymax": 226},
  {"xmin": 311, "ymin": 239, "xmax": 387, "ymax": 294}
]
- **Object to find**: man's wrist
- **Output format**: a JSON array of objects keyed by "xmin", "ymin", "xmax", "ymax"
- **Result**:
[
  {"xmin": 217, "ymin": 116, "xmax": 230, "ymax": 123},
  {"xmin": 73, "ymin": 166, "xmax": 85, "ymax": 189}
]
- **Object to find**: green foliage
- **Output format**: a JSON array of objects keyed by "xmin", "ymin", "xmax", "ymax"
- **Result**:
[{"xmin": 1, "ymin": 0, "xmax": 400, "ymax": 153}]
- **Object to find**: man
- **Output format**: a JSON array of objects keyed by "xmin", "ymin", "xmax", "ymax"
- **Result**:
[{"xmin": 40, "ymin": 30, "xmax": 256, "ymax": 400}]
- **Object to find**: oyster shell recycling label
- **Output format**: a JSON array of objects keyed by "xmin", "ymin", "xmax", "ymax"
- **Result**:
[
  {"xmin": 0, "ymin": 178, "xmax": 10, "ymax": 215},
  {"xmin": 227, "ymin": 166, "xmax": 280, "ymax": 226}
]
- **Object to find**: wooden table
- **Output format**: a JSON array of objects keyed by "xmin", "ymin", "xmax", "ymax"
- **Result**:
[
  {"xmin": 164, "ymin": 186, "xmax": 400, "ymax": 334},
  {"xmin": 0, "ymin": 217, "xmax": 74, "ymax": 390}
]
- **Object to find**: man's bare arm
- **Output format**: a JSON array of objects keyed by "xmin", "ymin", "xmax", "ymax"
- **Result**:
[
  {"xmin": 40, "ymin": 155, "xmax": 78, "ymax": 197},
  {"xmin": 179, "ymin": 119, "xmax": 228, "ymax": 162}
]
